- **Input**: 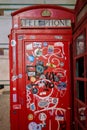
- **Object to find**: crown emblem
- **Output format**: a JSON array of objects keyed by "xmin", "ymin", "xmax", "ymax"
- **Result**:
[{"xmin": 41, "ymin": 10, "xmax": 51, "ymax": 17}]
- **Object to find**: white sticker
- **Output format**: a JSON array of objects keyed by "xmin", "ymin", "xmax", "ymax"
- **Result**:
[
  {"xmin": 26, "ymin": 44, "xmax": 33, "ymax": 50},
  {"xmin": 13, "ymin": 94, "xmax": 17, "ymax": 102}
]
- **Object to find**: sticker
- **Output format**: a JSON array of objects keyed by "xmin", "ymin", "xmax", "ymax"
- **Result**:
[
  {"xmin": 55, "ymin": 115, "xmax": 64, "ymax": 121},
  {"xmin": 48, "ymin": 45, "xmax": 54, "ymax": 53},
  {"xmin": 54, "ymin": 75, "xmax": 60, "ymax": 82},
  {"xmin": 13, "ymin": 104, "xmax": 21, "ymax": 109},
  {"xmin": 28, "ymin": 122, "xmax": 42, "ymax": 130},
  {"xmin": 38, "ymin": 80, "xmax": 45, "ymax": 87},
  {"xmin": 52, "ymin": 98, "xmax": 58, "ymax": 104},
  {"xmin": 46, "ymin": 63, "xmax": 56, "ymax": 68},
  {"xmin": 39, "ymin": 113, "xmax": 47, "ymax": 121},
  {"xmin": 40, "ymin": 74, "xmax": 46, "ymax": 79},
  {"xmin": 28, "ymin": 114, "xmax": 34, "ymax": 120},
  {"xmin": 33, "ymin": 42, "xmax": 42, "ymax": 48},
  {"xmin": 57, "ymin": 82, "xmax": 66, "ymax": 90},
  {"xmin": 28, "ymin": 122, "xmax": 37, "ymax": 130},
  {"xmin": 36, "ymin": 65, "xmax": 44, "ymax": 74},
  {"xmin": 13, "ymin": 87, "xmax": 16, "ymax": 91},
  {"xmin": 30, "ymin": 77, "xmax": 36, "ymax": 82},
  {"xmin": 60, "ymin": 62, "xmax": 64, "ymax": 67},
  {"xmin": 34, "ymin": 48, "xmax": 42, "ymax": 57},
  {"xmin": 32, "ymin": 88, "xmax": 38, "ymax": 94},
  {"xmin": 14, "ymin": 24, "xmax": 18, "ymax": 28},
  {"xmin": 27, "ymin": 72, "xmax": 36, "ymax": 77},
  {"xmin": 43, "ymin": 42, "xmax": 48, "ymax": 47},
  {"xmin": 26, "ymin": 44, "xmax": 33, "ymax": 50},
  {"xmin": 11, "ymin": 40, "xmax": 16, "ymax": 47},
  {"xmin": 27, "ymin": 55, "xmax": 35, "ymax": 62},
  {"xmin": 30, "ymin": 103, "xmax": 36, "ymax": 111},
  {"xmin": 38, "ymin": 100, "xmax": 48, "ymax": 108},
  {"xmin": 26, "ymin": 84, "xmax": 32, "ymax": 90},
  {"xmin": 13, "ymin": 94, "xmax": 17, "ymax": 102},
  {"xmin": 12, "ymin": 74, "xmax": 22, "ymax": 81},
  {"xmin": 54, "ymin": 35, "xmax": 63, "ymax": 39}
]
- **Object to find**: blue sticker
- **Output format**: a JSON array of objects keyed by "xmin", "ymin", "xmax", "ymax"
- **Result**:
[
  {"xmin": 27, "ymin": 55, "xmax": 35, "ymax": 62},
  {"xmin": 30, "ymin": 103, "xmax": 36, "ymax": 111},
  {"xmin": 48, "ymin": 45, "xmax": 54, "ymax": 53},
  {"xmin": 32, "ymin": 88, "xmax": 38, "ymax": 94},
  {"xmin": 26, "ymin": 84, "xmax": 32, "ymax": 90},
  {"xmin": 43, "ymin": 42, "xmax": 48, "ymax": 47},
  {"xmin": 28, "ymin": 122, "xmax": 42, "ymax": 130},
  {"xmin": 38, "ymin": 100, "xmax": 48, "ymax": 108},
  {"xmin": 57, "ymin": 82, "xmax": 66, "ymax": 90},
  {"xmin": 36, "ymin": 65, "xmax": 44, "ymax": 74}
]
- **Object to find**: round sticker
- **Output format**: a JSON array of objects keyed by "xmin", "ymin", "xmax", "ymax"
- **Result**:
[
  {"xmin": 32, "ymin": 88, "xmax": 38, "ymax": 94},
  {"xmin": 28, "ymin": 122, "xmax": 37, "ymax": 130},
  {"xmin": 34, "ymin": 48, "xmax": 42, "ymax": 57},
  {"xmin": 11, "ymin": 40, "xmax": 16, "ymax": 46},
  {"xmin": 30, "ymin": 77, "xmax": 36, "ymax": 82},
  {"xmin": 28, "ymin": 114, "xmax": 33, "ymax": 120},
  {"xmin": 39, "ymin": 112, "xmax": 47, "ymax": 121},
  {"xmin": 36, "ymin": 65, "xmax": 44, "ymax": 74},
  {"xmin": 26, "ymin": 84, "xmax": 32, "ymax": 90}
]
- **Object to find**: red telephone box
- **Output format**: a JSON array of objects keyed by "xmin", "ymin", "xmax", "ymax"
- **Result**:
[{"xmin": 9, "ymin": 5, "xmax": 74, "ymax": 130}]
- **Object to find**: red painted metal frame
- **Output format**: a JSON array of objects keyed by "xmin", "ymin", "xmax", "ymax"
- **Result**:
[
  {"xmin": 9, "ymin": 5, "xmax": 74, "ymax": 130},
  {"xmin": 73, "ymin": 0, "xmax": 87, "ymax": 130}
]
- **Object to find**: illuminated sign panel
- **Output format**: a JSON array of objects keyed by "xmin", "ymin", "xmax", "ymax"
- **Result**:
[{"xmin": 21, "ymin": 19, "xmax": 71, "ymax": 27}]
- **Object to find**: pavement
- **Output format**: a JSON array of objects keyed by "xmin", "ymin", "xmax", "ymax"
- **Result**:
[{"xmin": 0, "ymin": 89, "xmax": 10, "ymax": 130}]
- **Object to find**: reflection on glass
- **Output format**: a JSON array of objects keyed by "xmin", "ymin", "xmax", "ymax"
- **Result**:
[
  {"xmin": 76, "ymin": 41, "xmax": 85, "ymax": 55},
  {"xmin": 76, "ymin": 34, "xmax": 85, "ymax": 55}
]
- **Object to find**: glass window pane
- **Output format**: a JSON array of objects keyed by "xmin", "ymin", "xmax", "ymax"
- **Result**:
[
  {"xmin": 76, "ymin": 81, "xmax": 85, "ymax": 102},
  {"xmin": 76, "ymin": 57, "xmax": 84, "ymax": 77}
]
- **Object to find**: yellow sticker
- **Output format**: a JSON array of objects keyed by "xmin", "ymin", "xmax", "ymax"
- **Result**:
[
  {"xmin": 30, "ymin": 77, "xmax": 36, "ymax": 82},
  {"xmin": 28, "ymin": 114, "xmax": 33, "ymax": 121}
]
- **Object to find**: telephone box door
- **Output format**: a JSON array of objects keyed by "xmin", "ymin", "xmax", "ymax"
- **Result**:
[{"xmin": 10, "ymin": 29, "xmax": 72, "ymax": 130}]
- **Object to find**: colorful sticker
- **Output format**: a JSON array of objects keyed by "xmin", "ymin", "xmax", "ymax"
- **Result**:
[
  {"xmin": 30, "ymin": 77, "xmax": 36, "ymax": 82},
  {"xmin": 26, "ymin": 84, "xmax": 32, "ymax": 90},
  {"xmin": 38, "ymin": 100, "xmax": 48, "ymax": 108},
  {"xmin": 11, "ymin": 40, "xmax": 16, "ymax": 46},
  {"xmin": 27, "ymin": 55, "xmax": 35, "ymax": 62},
  {"xmin": 34, "ymin": 48, "xmax": 42, "ymax": 57},
  {"xmin": 48, "ymin": 45, "xmax": 54, "ymax": 53},
  {"xmin": 36, "ymin": 65, "xmax": 44, "ymax": 74},
  {"xmin": 57, "ymin": 82, "xmax": 67, "ymax": 90},
  {"xmin": 28, "ymin": 122, "xmax": 42, "ymax": 130},
  {"xmin": 28, "ymin": 114, "xmax": 34, "ymax": 121},
  {"xmin": 32, "ymin": 88, "xmax": 38, "ymax": 94}
]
